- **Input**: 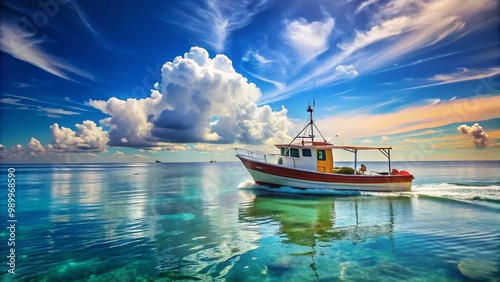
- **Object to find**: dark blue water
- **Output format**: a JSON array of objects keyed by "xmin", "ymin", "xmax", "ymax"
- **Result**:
[{"xmin": 0, "ymin": 161, "xmax": 499, "ymax": 281}]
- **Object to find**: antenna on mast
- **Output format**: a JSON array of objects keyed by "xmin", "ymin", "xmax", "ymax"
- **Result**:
[
  {"xmin": 286, "ymin": 80, "xmax": 329, "ymax": 147},
  {"xmin": 308, "ymin": 80, "xmax": 316, "ymax": 143},
  {"xmin": 313, "ymin": 80, "xmax": 316, "ymax": 107}
]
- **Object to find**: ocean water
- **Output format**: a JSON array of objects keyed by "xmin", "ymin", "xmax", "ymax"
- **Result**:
[{"xmin": 0, "ymin": 161, "xmax": 499, "ymax": 281}]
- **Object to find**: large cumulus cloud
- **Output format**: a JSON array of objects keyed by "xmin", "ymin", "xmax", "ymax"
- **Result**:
[
  {"xmin": 212, "ymin": 104, "xmax": 292, "ymax": 144},
  {"xmin": 89, "ymin": 92, "xmax": 164, "ymax": 147},
  {"xmin": 50, "ymin": 120, "xmax": 108, "ymax": 152},
  {"xmin": 88, "ymin": 46, "xmax": 293, "ymax": 148}
]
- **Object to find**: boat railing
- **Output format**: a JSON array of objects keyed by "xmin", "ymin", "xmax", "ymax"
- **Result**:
[{"xmin": 235, "ymin": 148, "xmax": 291, "ymax": 166}]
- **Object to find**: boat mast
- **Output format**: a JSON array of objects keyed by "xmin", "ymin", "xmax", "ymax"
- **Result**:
[
  {"xmin": 311, "ymin": 81, "xmax": 315, "ymax": 143},
  {"xmin": 287, "ymin": 102, "xmax": 328, "ymax": 146},
  {"xmin": 285, "ymin": 81, "xmax": 328, "ymax": 147},
  {"xmin": 307, "ymin": 103, "xmax": 314, "ymax": 143}
]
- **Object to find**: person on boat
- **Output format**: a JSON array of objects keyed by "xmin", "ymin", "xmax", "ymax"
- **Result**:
[
  {"xmin": 356, "ymin": 164, "xmax": 367, "ymax": 174},
  {"xmin": 357, "ymin": 164, "xmax": 381, "ymax": 175}
]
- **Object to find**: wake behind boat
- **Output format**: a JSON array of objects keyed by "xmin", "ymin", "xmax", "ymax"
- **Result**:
[{"xmin": 235, "ymin": 104, "xmax": 414, "ymax": 192}]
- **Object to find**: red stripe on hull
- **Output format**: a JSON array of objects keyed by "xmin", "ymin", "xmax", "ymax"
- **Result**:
[
  {"xmin": 237, "ymin": 156, "xmax": 413, "ymax": 185},
  {"xmin": 254, "ymin": 181, "xmax": 282, "ymax": 188}
]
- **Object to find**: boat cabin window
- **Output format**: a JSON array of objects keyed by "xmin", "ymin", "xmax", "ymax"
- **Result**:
[
  {"xmin": 280, "ymin": 147, "xmax": 289, "ymax": 156},
  {"xmin": 317, "ymin": 150, "xmax": 326, "ymax": 161},
  {"xmin": 290, "ymin": 148, "xmax": 300, "ymax": 158},
  {"xmin": 302, "ymin": 149, "xmax": 312, "ymax": 157}
]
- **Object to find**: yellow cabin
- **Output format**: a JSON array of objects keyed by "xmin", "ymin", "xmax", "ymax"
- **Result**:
[{"xmin": 277, "ymin": 142, "xmax": 335, "ymax": 173}]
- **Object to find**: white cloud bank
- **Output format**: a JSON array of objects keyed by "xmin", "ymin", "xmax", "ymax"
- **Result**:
[
  {"xmin": 0, "ymin": 120, "xmax": 108, "ymax": 161},
  {"xmin": 88, "ymin": 47, "xmax": 294, "ymax": 148},
  {"xmin": 1, "ymin": 47, "xmax": 295, "ymax": 162}
]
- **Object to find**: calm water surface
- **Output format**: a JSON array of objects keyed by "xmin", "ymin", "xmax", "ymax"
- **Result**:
[{"xmin": 0, "ymin": 161, "xmax": 499, "ymax": 281}]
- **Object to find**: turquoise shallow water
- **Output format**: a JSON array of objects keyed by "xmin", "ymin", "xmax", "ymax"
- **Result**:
[{"xmin": 0, "ymin": 161, "xmax": 499, "ymax": 281}]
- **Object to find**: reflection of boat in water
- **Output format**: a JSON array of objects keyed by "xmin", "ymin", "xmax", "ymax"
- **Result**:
[
  {"xmin": 239, "ymin": 192, "xmax": 408, "ymax": 279},
  {"xmin": 235, "ymin": 104, "xmax": 414, "ymax": 192},
  {"xmin": 239, "ymin": 192, "xmax": 397, "ymax": 247}
]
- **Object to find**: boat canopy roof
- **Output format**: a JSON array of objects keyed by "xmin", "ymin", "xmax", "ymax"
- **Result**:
[
  {"xmin": 331, "ymin": 145, "xmax": 392, "ymax": 150},
  {"xmin": 275, "ymin": 141, "xmax": 334, "ymax": 149},
  {"xmin": 275, "ymin": 143, "xmax": 392, "ymax": 150}
]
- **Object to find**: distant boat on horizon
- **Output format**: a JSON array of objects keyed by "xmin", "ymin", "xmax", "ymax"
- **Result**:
[
  {"xmin": 235, "ymin": 104, "xmax": 414, "ymax": 192},
  {"xmin": 155, "ymin": 160, "xmax": 162, "ymax": 163},
  {"xmin": 209, "ymin": 160, "xmax": 217, "ymax": 163}
]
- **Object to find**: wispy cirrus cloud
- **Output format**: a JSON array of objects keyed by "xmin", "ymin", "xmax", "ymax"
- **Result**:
[
  {"xmin": 424, "ymin": 98, "xmax": 442, "ymax": 105},
  {"xmin": 37, "ymin": 106, "xmax": 80, "ymax": 116},
  {"xmin": 66, "ymin": 1, "xmax": 113, "ymax": 50},
  {"xmin": 0, "ymin": 98, "xmax": 25, "ymax": 107},
  {"xmin": 0, "ymin": 20, "xmax": 96, "ymax": 82},
  {"xmin": 40, "ymin": 113, "xmax": 63, "ymax": 118},
  {"xmin": 341, "ymin": 0, "xmax": 497, "ymax": 73},
  {"xmin": 403, "ymin": 67, "xmax": 500, "ymax": 90},
  {"xmin": 0, "ymin": 94, "xmax": 84, "ymax": 118},
  {"xmin": 246, "ymin": 16, "xmax": 335, "ymax": 93},
  {"xmin": 374, "ymin": 51, "xmax": 461, "ymax": 74},
  {"xmin": 12, "ymin": 79, "xmax": 51, "ymax": 88},
  {"xmin": 356, "ymin": 0, "xmax": 380, "ymax": 14},
  {"xmin": 241, "ymin": 50, "xmax": 276, "ymax": 66},
  {"xmin": 240, "ymin": 66, "xmax": 286, "ymax": 90},
  {"xmin": 166, "ymin": 0, "xmax": 269, "ymax": 52},
  {"xmin": 240, "ymin": 46, "xmax": 291, "ymax": 90},
  {"xmin": 3, "ymin": 94, "xmax": 39, "ymax": 102},
  {"xmin": 261, "ymin": 0, "xmax": 498, "ymax": 103},
  {"xmin": 3, "ymin": 94, "xmax": 89, "ymax": 112}
]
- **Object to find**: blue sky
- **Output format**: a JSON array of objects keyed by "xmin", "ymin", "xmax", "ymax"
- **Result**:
[{"xmin": 0, "ymin": 0, "xmax": 499, "ymax": 163}]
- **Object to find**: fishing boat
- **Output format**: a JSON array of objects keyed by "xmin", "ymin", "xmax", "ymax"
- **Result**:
[{"xmin": 235, "ymin": 104, "xmax": 414, "ymax": 192}]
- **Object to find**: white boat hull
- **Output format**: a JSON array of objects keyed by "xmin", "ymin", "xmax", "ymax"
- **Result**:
[
  {"xmin": 248, "ymin": 169, "xmax": 412, "ymax": 192},
  {"xmin": 237, "ymin": 155, "xmax": 413, "ymax": 192}
]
